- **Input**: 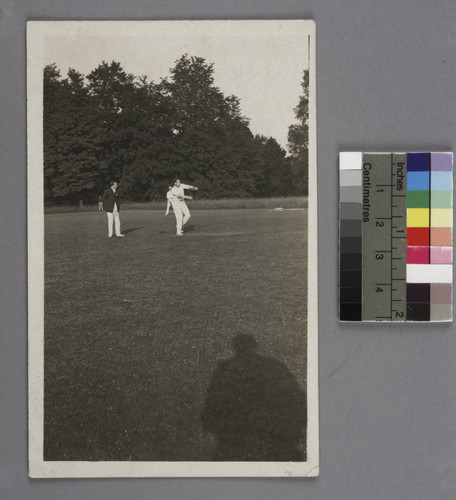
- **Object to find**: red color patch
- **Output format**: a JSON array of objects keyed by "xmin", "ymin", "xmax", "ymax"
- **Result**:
[{"xmin": 407, "ymin": 227, "xmax": 429, "ymax": 246}]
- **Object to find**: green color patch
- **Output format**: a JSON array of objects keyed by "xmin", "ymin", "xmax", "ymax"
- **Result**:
[
  {"xmin": 431, "ymin": 190, "xmax": 452, "ymax": 208},
  {"xmin": 407, "ymin": 190, "xmax": 429, "ymax": 208}
]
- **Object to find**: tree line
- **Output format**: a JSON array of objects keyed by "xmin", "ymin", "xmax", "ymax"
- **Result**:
[{"xmin": 43, "ymin": 55, "xmax": 309, "ymax": 205}]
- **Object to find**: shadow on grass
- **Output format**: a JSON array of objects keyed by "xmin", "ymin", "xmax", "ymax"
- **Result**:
[
  {"xmin": 122, "ymin": 227, "xmax": 142, "ymax": 235},
  {"xmin": 201, "ymin": 334, "xmax": 307, "ymax": 461},
  {"xmin": 183, "ymin": 224, "xmax": 196, "ymax": 233}
]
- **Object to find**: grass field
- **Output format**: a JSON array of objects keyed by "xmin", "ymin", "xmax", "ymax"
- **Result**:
[{"xmin": 44, "ymin": 208, "xmax": 308, "ymax": 461}]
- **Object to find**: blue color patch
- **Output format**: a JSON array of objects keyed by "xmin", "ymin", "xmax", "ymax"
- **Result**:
[
  {"xmin": 407, "ymin": 153, "xmax": 430, "ymax": 171},
  {"xmin": 407, "ymin": 171, "xmax": 430, "ymax": 190},
  {"xmin": 431, "ymin": 171, "xmax": 453, "ymax": 191}
]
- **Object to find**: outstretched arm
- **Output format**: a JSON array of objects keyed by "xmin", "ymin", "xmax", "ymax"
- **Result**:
[{"xmin": 181, "ymin": 184, "xmax": 198, "ymax": 191}]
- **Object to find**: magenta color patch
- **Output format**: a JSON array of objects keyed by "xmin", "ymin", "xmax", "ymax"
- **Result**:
[
  {"xmin": 430, "ymin": 283, "xmax": 453, "ymax": 303},
  {"xmin": 430, "ymin": 246, "xmax": 453, "ymax": 264},
  {"xmin": 407, "ymin": 246, "xmax": 429, "ymax": 264},
  {"xmin": 431, "ymin": 153, "xmax": 453, "ymax": 171}
]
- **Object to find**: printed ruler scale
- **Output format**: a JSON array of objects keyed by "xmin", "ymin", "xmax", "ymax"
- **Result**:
[
  {"xmin": 340, "ymin": 152, "xmax": 453, "ymax": 322},
  {"xmin": 390, "ymin": 153, "xmax": 407, "ymax": 321},
  {"xmin": 362, "ymin": 153, "xmax": 392, "ymax": 321},
  {"xmin": 361, "ymin": 154, "xmax": 408, "ymax": 321}
]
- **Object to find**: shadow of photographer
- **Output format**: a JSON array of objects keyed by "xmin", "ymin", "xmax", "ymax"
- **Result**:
[{"xmin": 201, "ymin": 334, "xmax": 307, "ymax": 461}]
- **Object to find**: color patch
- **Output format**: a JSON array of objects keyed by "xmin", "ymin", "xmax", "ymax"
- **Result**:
[
  {"xmin": 407, "ymin": 209, "xmax": 429, "ymax": 227},
  {"xmin": 340, "ymin": 152, "xmax": 362, "ymax": 170},
  {"xmin": 430, "ymin": 304, "xmax": 453, "ymax": 321},
  {"xmin": 340, "ymin": 253, "xmax": 362, "ymax": 270},
  {"xmin": 340, "ymin": 237, "xmax": 362, "ymax": 253},
  {"xmin": 340, "ymin": 303, "xmax": 362, "ymax": 321},
  {"xmin": 430, "ymin": 227, "xmax": 452, "ymax": 246},
  {"xmin": 340, "ymin": 288, "xmax": 362, "ymax": 302},
  {"xmin": 340, "ymin": 186, "xmax": 362, "ymax": 203},
  {"xmin": 407, "ymin": 172, "xmax": 430, "ymax": 191},
  {"xmin": 407, "ymin": 227, "xmax": 429, "ymax": 246},
  {"xmin": 340, "ymin": 270, "xmax": 362, "ymax": 287},
  {"xmin": 339, "ymin": 151, "xmax": 453, "ymax": 322},
  {"xmin": 407, "ymin": 246, "xmax": 429, "ymax": 264},
  {"xmin": 406, "ymin": 264, "xmax": 452, "ymax": 283},
  {"xmin": 430, "ymin": 246, "xmax": 452, "ymax": 264},
  {"xmin": 431, "ymin": 152, "xmax": 453, "ymax": 171},
  {"xmin": 430, "ymin": 283, "xmax": 452, "ymax": 303},
  {"xmin": 340, "ymin": 170, "xmax": 362, "ymax": 186},
  {"xmin": 431, "ymin": 209, "xmax": 452, "ymax": 227},
  {"xmin": 431, "ymin": 171, "xmax": 453, "ymax": 191},
  {"xmin": 340, "ymin": 203, "xmax": 362, "ymax": 219},
  {"xmin": 407, "ymin": 191, "xmax": 429, "ymax": 208},
  {"xmin": 407, "ymin": 303, "xmax": 430, "ymax": 321},
  {"xmin": 340, "ymin": 220, "xmax": 362, "ymax": 237},
  {"xmin": 407, "ymin": 153, "xmax": 430, "ymax": 171},
  {"xmin": 406, "ymin": 283, "xmax": 430, "ymax": 303},
  {"xmin": 430, "ymin": 191, "xmax": 452, "ymax": 209}
]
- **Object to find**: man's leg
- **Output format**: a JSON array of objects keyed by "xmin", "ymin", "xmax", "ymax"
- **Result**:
[
  {"xmin": 174, "ymin": 204, "xmax": 183, "ymax": 235},
  {"xmin": 107, "ymin": 212, "xmax": 113, "ymax": 237},
  {"xmin": 113, "ymin": 209, "xmax": 123, "ymax": 236},
  {"xmin": 182, "ymin": 203, "xmax": 191, "ymax": 226}
]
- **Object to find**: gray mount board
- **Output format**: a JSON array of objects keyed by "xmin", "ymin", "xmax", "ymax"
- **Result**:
[{"xmin": 2, "ymin": 0, "xmax": 456, "ymax": 499}]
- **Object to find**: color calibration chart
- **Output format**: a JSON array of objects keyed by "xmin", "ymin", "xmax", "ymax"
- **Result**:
[{"xmin": 339, "ymin": 152, "xmax": 453, "ymax": 322}]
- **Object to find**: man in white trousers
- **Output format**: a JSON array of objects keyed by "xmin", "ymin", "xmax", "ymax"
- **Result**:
[
  {"xmin": 165, "ymin": 187, "xmax": 173, "ymax": 216},
  {"xmin": 168, "ymin": 179, "xmax": 198, "ymax": 236},
  {"xmin": 102, "ymin": 181, "xmax": 124, "ymax": 238}
]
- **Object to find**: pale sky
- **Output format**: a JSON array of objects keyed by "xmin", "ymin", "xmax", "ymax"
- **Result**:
[{"xmin": 44, "ymin": 21, "xmax": 311, "ymax": 150}]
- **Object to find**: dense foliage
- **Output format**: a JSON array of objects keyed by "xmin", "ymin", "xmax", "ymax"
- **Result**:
[
  {"xmin": 288, "ymin": 69, "xmax": 309, "ymax": 196},
  {"xmin": 43, "ymin": 56, "xmax": 309, "ymax": 204}
]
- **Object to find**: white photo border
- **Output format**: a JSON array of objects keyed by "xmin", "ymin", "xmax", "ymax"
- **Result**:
[{"xmin": 27, "ymin": 19, "xmax": 318, "ymax": 478}]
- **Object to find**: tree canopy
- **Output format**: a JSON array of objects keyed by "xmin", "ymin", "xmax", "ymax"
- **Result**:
[
  {"xmin": 43, "ymin": 55, "xmax": 309, "ymax": 204},
  {"xmin": 287, "ymin": 69, "xmax": 309, "ymax": 196}
]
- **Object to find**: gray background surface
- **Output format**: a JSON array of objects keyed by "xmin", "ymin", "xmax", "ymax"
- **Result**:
[{"xmin": 1, "ymin": 0, "xmax": 456, "ymax": 498}]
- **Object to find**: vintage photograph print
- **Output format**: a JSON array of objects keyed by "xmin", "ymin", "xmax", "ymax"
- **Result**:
[{"xmin": 28, "ymin": 20, "xmax": 318, "ymax": 477}]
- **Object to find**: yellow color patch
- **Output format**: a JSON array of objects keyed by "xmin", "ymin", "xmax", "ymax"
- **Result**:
[
  {"xmin": 407, "ymin": 209, "xmax": 429, "ymax": 227},
  {"xmin": 431, "ymin": 209, "xmax": 453, "ymax": 228}
]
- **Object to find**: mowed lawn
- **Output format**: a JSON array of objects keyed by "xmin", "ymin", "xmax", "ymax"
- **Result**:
[{"xmin": 44, "ymin": 208, "xmax": 308, "ymax": 461}]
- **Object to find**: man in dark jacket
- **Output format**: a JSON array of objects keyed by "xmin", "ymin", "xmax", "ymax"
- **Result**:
[{"xmin": 102, "ymin": 181, "xmax": 124, "ymax": 238}]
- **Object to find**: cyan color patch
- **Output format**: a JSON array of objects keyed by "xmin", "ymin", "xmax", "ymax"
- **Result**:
[
  {"xmin": 407, "ymin": 171, "xmax": 429, "ymax": 191},
  {"xmin": 431, "ymin": 171, "xmax": 453, "ymax": 191}
]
